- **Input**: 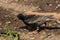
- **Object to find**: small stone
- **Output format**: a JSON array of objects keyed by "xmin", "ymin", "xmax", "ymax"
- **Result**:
[
  {"xmin": 58, "ymin": 4, "xmax": 60, "ymax": 7},
  {"xmin": 49, "ymin": 4, "xmax": 52, "ymax": 6},
  {"xmin": 30, "ymin": 37, "xmax": 35, "ymax": 40}
]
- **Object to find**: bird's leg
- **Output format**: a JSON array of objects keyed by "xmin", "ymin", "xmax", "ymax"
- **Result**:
[
  {"xmin": 32, "ymin": 27, "xmax": 39, "ymax": 34},
  {"xmin": 41, "ymin": 22, "xmax": 49, "ymax": 30},
  {"xmin": 28, "ymin": 26, "xmax": 38, "ymax": 34}
]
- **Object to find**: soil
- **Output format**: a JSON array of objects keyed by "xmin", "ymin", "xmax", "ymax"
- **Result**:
[{"xmin": 0, "ymin": 0, "xmax": 60, "ymax": 40}]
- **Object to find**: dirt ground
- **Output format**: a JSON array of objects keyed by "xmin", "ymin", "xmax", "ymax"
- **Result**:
[{"xmin": 0, "ymin": 0, "xmax": 60, "ymax": 40}]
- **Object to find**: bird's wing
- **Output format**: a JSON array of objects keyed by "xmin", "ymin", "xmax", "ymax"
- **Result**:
[
  {"xmin": 24, "ymin": 15, "xmax": 56, "ymax": 25},
  {"xmin": 24, "ymin": 15, "xmax": 43, "ymax": 24}
]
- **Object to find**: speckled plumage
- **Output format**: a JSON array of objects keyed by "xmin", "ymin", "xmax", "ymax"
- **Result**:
[{"xmin": 17, "ymin": 14, "xmax": 59, "ymax": 31}]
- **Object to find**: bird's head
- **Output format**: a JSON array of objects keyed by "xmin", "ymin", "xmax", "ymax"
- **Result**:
[{"xmin": 17, "ymin": 14, "xmax": 26, "ymax": 20}]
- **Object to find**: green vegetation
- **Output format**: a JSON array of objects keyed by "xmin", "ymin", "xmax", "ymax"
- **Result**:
[{"xmin": 5, "ymin": 21, "xmax": 19, "ymax": 40}]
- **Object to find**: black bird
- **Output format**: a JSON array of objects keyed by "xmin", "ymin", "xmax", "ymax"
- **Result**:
[
  {"xmin": 17, "ymin": 13, "xmax": 42, "ymax": 31},
  {"xmin": 17, "ymin": 13, "xmax": 55, "ymax": 32}
]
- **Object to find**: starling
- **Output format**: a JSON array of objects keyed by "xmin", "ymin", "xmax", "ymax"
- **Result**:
[{"xmin": 17, "ymin": 13, "xmax": 57, "ymax": 32}]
